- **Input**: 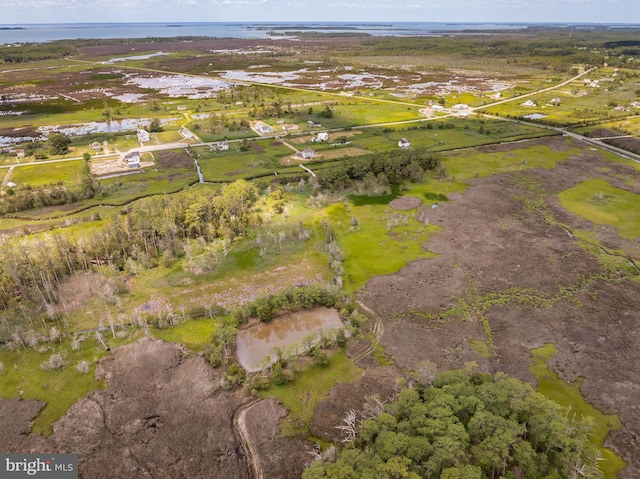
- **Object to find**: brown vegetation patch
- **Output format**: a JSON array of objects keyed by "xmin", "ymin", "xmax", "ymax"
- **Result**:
[
  {"xmin": 476, "ymin": 134, "xmax": 568, "ymax": 153},
  {"xmin": 155, "ymin": 150, "xmax": 193, "ymax": 170},
  {"xmin": 587, "ymin": 128, "xmax": 640, "ymax": 154},
  {"xmin": 245, "ymin": 398, "xmax": 312, "ymax": 479},
  {"xmin": 319, "ymin": 147, "xmax": 371, "ymax": 160},
  {"xmin": 389, "ymin": 195, "xmax": 422, "ymax": 211}
]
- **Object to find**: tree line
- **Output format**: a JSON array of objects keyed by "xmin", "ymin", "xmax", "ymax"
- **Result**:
[
  {"xmin": 0, "ymin": 43, "xmax": 76, "ymax": 63},
  {"xmin": 315, "ymin": 148, "xmax": 441, "ymax": 190}
]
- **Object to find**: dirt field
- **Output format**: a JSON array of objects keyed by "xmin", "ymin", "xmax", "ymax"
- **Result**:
[{"xmin": 358, "ymin": 145, "xmax": 640, "ymax": 477}]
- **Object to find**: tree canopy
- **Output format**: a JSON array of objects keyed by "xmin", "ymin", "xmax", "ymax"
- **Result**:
[
  {"xmin": 47, "ymin": 132, "xmax": 71, "ymax": 155},
  {"xmin": 304, "ymin": 369, "xmax": 601, "ymax": 479}
]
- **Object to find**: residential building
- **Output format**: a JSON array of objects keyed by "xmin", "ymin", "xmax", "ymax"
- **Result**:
[
  {"xmin": 398, "ymin": 138, "xmax": 411, "ymax": 149},
  {"xmin": 125, "ymin": 152, "xmax": 141, "ymax": 168},
  {"xmin": 300, "ymin": 148, "xmax": 316, "ymax": 160}
]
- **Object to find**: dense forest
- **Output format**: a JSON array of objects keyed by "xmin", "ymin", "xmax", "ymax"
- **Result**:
[{"xmin": 304, "ymin": 369, "xmax": 603, "ymax": 479}]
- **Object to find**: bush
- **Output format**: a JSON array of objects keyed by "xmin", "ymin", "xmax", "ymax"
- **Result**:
[
  {"xmin": 310, "ymin": 347, "xmax": 329, "ymax": 366},
  {"xmin": 76, "ymin": 360, "xmax": 90, "ymax": 374},
  {"xmin": 41, "ymin": 353, "xmax": 66, "ymax": 371}
]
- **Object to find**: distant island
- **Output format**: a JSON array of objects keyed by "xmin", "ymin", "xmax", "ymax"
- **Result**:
[{"xmin": 0, "ymin": 27, "xmax": 25, "ymax": 30}]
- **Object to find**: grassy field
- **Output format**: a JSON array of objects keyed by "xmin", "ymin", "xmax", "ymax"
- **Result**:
[
  {"xmin": 261, "ymin": 349, "xmax": 363, "ymax": 436},
  {"xmin": 353, "ymin": 119, "xmax": 554, "ymax": 153},
  {"xmin": 7, "ymin": 160, "xmax": 87, "ymax": 187},
  {"xmin": 151, "ymin": 318, "xmax": 217, "ymax": 352},
  {"xmin": 558, "ymin": 179, "xmax": 640, "ymax": 240},
  {"xmin": 529, "ymin": 344, "xmax": 625, "ymax": 479},
  {"xmin": 441, "ymin": 138, "xmax": 580, "ymax": 181},
  {"xmin": 195, "ymin": 141, "xmax": 292, "ymax": 181},
  {"xmin": 326, "ymin": 183, "xmax": 446, "ymax": 292}
]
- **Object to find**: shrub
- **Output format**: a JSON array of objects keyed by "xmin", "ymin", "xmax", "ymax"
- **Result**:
[
  {"xmin": 41, "ymin": 353, "xmax": 66, "ymax": 371},
  {"xmin": 76, "ymin": 360, "xmax": 90, "ymax": 374}
]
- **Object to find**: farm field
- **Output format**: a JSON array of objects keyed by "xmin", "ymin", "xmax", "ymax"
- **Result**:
[{"xmin": 1, "ymin": 25, "xmax": 640, "ymax": 479}]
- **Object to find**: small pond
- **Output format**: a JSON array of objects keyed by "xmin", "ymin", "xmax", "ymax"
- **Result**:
[
  {"xmin": 236, "ymin": 306, "xmax": 344, "ymax": 372},
  {"xmin": 522, "ymin": 113, "xmax": 547, "ymax": 120}
]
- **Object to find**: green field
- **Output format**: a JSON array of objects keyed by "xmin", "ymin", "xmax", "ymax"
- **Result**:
[
  {"xmin": 7, "ymin": 160, "xmax": 86, "ymax": 187},
  {"xmin": 558, "ymin": 179, "xmax": 640, "ymax": 239},
  {"xmin": 326, "ymin": 181, "xmax": 453, "ymax": 292},
  {"xmin": 442, "ymin": 138, "xmax": 580, "ymax": 181},
  {"xmin": 152, "ymin": 318, "xmax": 217, "ymax": 352},
  {"xmin": 261, "ymin": 350, "xmax": 363, "ymax": 436}
]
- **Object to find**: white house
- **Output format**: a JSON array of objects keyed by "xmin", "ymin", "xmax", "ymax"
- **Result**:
[
  {"xmin": 217, "ymin": 140, "xmax": 229, "ymax": 151},
  {"xmin": 521, "ymin": 100, "xmax": 537, "ymax": 107},
  {"xmin": 550, "ymin": 97, "xmax": 561, "ymax": 106},
  {"xmin": 15, "ymin": 149, "xmax": 25, "ymax": 158},
  {"xmin": 398, "ymin": 138, "xmax": 411, "ymax": 150},
  {"xmin": 91, "ymin": 141, "xmax": 102, "ymax": 152},
  {"xmin": 125, "ymin": 152, "xmax": 141, "ymax": 168},
  {"xmin": 451, "ymin": 103, "xmax": 469, "ymax": 111},
  {"xmin": 300, "ymin": 148, "xmax": 316, "ymax": 160},
  {"xmin": 317, "ymin": 132, "xmax": 329, "ymax": 142},
  {"xmin": 137, "ymin": 129, "xmax": 150, "ymax": 143},
  {"xmin": 282, "ymin": 124, "xmax": 299, "ymax": 132},
  {"xmin": 254, "ymin": 122, "xmax": 275, "ymax": 135}
]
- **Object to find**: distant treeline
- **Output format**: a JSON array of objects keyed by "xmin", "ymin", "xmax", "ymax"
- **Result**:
[
  {"xmin": 356, "ymin": 28, "xmax": 640, "ymax": 69},
  {"xmin": 0, "ymin": 43, "xmax": 76, "ymax": 63}
]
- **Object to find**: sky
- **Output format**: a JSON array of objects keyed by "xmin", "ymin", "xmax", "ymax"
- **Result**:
[{"xmin": 0, "ymin": 0, "xmax": 638, "ymax": 24}]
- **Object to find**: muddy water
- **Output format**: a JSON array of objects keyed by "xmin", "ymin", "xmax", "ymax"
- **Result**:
[{"xmin": 236, "ymin": 307, "xmax": 343, "ymax": 372}]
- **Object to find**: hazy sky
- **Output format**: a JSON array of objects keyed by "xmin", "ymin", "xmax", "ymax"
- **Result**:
[{"xmin": 0, "ymin": 0, "xmax": 638, "ymax": 24}]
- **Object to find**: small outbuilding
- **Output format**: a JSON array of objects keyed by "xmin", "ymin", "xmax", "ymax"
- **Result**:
[
  {"xmin": 300, "ymin": 148, "xmax": 316, "ymax": 160},
  {"xmin": 398, "ymin": 138, "xmax": 411, "ymax": 150},
  {"xmin": 125, "ymin": 152, "xmax": 141, "ymax": 168},
  {"xmin": 137, "ymin": 129, "xmax": 150, "ymax": 143},
  {"xmin": 317, "ymin": 132, "xmax": 329, "ymax": 142}
]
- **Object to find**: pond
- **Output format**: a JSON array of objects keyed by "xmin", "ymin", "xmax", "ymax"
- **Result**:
[
  {"xmin": 522, "ymin": 113, "xmax": 547, "ymax": 120},
  {"xmin": 236, "ymin": 306, "xmax": 344, "ymax": 372}
]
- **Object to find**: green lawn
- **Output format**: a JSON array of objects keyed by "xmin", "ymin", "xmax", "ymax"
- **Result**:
[
  {"xmin": 558, "ymin": 179, "xmax": 640, "ymax": 239},
  {"xmin": 529, "ymin": 344, "xmax": 625, "ymax": 479}
]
